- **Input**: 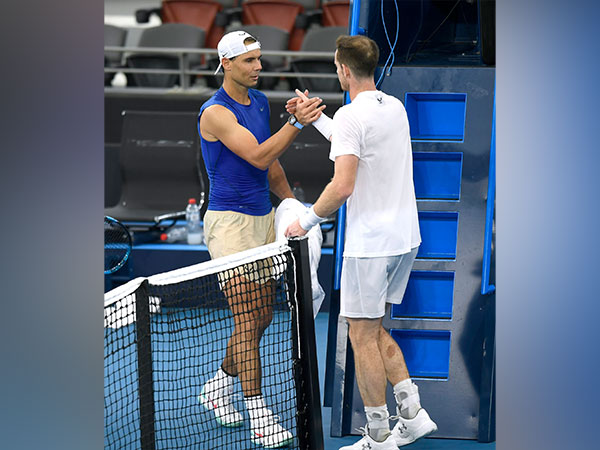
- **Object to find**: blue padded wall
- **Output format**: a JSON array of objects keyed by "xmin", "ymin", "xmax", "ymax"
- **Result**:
[
  {"xmin": 413, "ymin": 152, "xmax": 462, "ymax": 200},
  {"xmin": 417, "ymin": 211, "xmax": 459, "ymax": 259},
  {"xmin": 391, "ymin": 271, "xmax": 454, "ymax": 319},
  {"xmin": 405, "ymin": 93, "xmax": 467, "ymax": 141},
  {"xmin": 389, "ymin": 329, "xmax": 452, "ymax": 379}
]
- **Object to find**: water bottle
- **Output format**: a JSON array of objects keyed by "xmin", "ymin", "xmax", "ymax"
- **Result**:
[
  {"xmin": 292, "ymin": 181, "xmax": 305, "ymax": 203},
  {"xmin": 185, "ymin": 198, "xmax": 204, "ymax": 245},
  {"xmin": 160, "ymin": 226, "xmax": 187, "ymax": 243}
]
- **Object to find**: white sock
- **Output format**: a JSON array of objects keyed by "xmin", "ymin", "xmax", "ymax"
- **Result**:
[
  {"xmin": 244, "ymin": 395, "xmax": 268, "ymax": 424},
  {"xmin": 364, "ymin": 405, "xmax": 390, "ymax": 442},
  {"xmin": 393, "ymin": 379, "xmax": 421, "ymax": 419}
]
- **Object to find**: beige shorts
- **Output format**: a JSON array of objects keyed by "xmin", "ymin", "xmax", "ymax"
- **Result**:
[{"xmin": 203, "ymin": 209, "xmax": 276, "ymax": 284}]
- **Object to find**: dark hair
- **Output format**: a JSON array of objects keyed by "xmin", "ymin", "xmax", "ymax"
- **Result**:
[
  {"xmin": 243, "ymin": 36, "xmax": 258, "ymax": 46},
  {"xmin": 229, "ymin": 35, "xmax": 258, "ymax": 61},
  {"xmin": 335, "ymin": 35, "xmax": 379, "ymax": 79}
]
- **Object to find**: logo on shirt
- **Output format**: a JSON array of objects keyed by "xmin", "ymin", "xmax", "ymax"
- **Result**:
[{"xmin": 376, "ymin": 94, "xmax": 383, "ymax": 104}]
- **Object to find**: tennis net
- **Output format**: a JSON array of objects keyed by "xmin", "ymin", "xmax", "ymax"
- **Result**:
[{"xmin": 104, "ymin": 239, "xmax": 322, "ymax": 449}]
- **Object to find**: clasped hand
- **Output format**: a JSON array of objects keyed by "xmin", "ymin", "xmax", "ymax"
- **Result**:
[{"xmin": 287, "ymin": 89, "xmax": 326, "ymax": 126}]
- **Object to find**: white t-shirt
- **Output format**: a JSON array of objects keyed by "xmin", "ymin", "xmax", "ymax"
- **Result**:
[{"xmin": 329, "ymin": 90, "xmax": 421, "ymax": 257}]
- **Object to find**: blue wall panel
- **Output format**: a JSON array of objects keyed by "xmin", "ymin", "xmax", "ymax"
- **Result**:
[
  {"xmin": 405, "ymin": 93, "xmax": 467, "ymax": 141},
  {"xmin": 389, "ymin": 329, "xmax": 451, "ymax": 379},
  {"xmin": 413, "ymin": 152, "xmax": 462, "ymax": 200},
  {"xmin": 391, "ymin": 271, "xmax": 454, "ymax": 319},
  {"xmin": 417, "ymin": 211, "xmax": 459, "ymax": 259}
]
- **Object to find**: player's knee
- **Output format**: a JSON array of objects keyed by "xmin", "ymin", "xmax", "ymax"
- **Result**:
[
  {"xmin": 255, "ymin": 308, "xmax": 273, "ymax": 332},
  {"xmin": 348, "ymin": 321, "xmax": 379, "ymax": 347},
  {"xmin": 378, "ymin": 325, "xmax": 390, "ymax": 341},
  {"xmin": 347, "ymin": 323, "xmax": 366, "ymax": 347},
  {"xmin": 235, "ymin": 307, "xmax": 272, "ymax": 336}
]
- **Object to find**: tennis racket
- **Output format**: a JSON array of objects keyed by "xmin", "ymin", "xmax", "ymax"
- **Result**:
[{"xmin": 104, "ymin": 216, "xmax": 133, "ymax": 274}]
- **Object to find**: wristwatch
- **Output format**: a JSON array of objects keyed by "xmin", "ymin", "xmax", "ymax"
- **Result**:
[{"xmin": 287, "ymin": 114, "xmax": 304, "ymax": 130}]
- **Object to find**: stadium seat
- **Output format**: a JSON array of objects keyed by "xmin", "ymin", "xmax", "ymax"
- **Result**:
[
  {"xmin": 292, "ymin": 0, "xmax": 320, "ymax": 9},
  {"xmin": 104, "ymin": 24, "xmax": 127, "ymax": 86},
  {"xmin": 214, "ymin": 0, "xmax": 241, "ymax": 7},
  {"xmin": 232, "ymin": 24, "xmax": 290, "ymax": 89},
  {"xmin": 105, "ymin": 111, "xmax": 208, "ymax": 222},
  {"xmin": 135, "ymin": 1, "xmax": 230, "ymax": 49},
  {"xmin": 241, "ymin": 0, "xmax": 306, "ymax": 50},
  {"xmin": 290, "ymin": 26, "xmax": 345, "ymax": 92},
  {"xmin": 159, "ymin": 0, "xmax": 227, "ymax": 48},
  {"xmin": 321, "ymin": 0, "xmax": 349, "ymax": 27},
  {"xmin": 125, "ymin": 24, "xmax": 205, "ymax": 88}
]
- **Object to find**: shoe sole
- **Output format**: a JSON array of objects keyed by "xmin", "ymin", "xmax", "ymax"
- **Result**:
[
  {"xmin": 395, "ymin": 421, "xmax": 438, "ymax": 447},
  {"xmin": 198, "ymin": 391, "xmax": 244, "ymax": 428},
  {"xmin": 250, "ymin": 436, "xmax": 293, "ymax": 448}
]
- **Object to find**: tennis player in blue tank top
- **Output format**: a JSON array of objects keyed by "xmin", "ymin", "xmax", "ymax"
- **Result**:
[{"xmin": 197, "ymin": 31, "xmax": 325, "ymax": 448}]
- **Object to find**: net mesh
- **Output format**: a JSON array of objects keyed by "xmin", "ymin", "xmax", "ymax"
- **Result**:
[{"xmin": 104, "ymin": 243, "xmax": 307, "ymax": 449}]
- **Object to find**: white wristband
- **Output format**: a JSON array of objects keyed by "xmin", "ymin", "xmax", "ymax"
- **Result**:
[
  {"xmin": 312, "ymin": 114, "xmax": 333, "ymax": 141},
  {"xmin": 299, "ymin": 205, "xmax": 325, "ymax": 231}
]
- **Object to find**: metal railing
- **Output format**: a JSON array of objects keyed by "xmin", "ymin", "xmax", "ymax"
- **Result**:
[{"xmin": 104, "ymin": 46, "xmax": 338, "ymax": 90}]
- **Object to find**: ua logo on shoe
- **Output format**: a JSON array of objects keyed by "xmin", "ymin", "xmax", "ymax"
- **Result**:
[{"xmin": 361, "ymin": 442, "xmax": 371, "ymax": 450}]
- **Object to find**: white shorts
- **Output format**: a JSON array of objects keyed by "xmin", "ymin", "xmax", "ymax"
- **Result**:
[{"xmin": 340, "ymin": 247, "xmax": 418, "ymax": 319}]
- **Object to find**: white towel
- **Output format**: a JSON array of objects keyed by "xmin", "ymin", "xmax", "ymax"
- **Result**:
[{"xmin": 275, "ymin": 198, "xmax": 326, "ymax": 317}]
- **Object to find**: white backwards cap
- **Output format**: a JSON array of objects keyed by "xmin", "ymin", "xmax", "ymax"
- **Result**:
[{"xmin": 214, "ymin": 31, "xmax": 261, "ymax": 75}]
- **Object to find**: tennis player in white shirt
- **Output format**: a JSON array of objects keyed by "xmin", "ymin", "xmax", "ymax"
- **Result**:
[{"xmin": 285, "ymin": 34, "xmax": 437, "ymax": 450}]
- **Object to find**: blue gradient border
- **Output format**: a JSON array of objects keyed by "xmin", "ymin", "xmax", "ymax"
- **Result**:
[
  {"xmin": 498, "ymin": 1, "xmax": 600, "ymax": 450},
  {"xmin": 2, "ymin": 1, "xmax": 600, "ymax": 449}
]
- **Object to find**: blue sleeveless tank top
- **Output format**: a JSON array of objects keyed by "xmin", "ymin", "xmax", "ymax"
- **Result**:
[{"xmin": 198, "ymin": 87, "xmax": 272, "ymax": 216}]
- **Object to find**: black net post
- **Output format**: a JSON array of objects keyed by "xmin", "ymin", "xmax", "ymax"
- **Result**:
[
  {"xmin": 288, "ymin": 237, "xmax": 324, "ymax": 450},
  {"xmin": 135, "ymin": 280, "xmax": 156, "ymax": 450}
]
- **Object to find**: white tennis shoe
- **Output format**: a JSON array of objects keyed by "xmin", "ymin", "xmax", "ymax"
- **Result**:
[
  {"xmin": 199, "ymin": 379, "xmax": 243, "ymax": 427},
  {"xmin": 391, "ymin": 408, "xmax": 437, "ymax": 446},
  {"xmin": 250, "ymin": 409, "xmax": 293, "ymax": 448},
  {"xmin": 339, "ymin": 427, "xmax": 398, "ymax": 450}
]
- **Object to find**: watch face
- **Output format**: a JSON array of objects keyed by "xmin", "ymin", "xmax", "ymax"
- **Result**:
[{"xmin": 288, "ymin": 115, "xmax": 297, "ymax": 125}]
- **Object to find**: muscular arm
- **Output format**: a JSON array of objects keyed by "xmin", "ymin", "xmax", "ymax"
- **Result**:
[
  {"xmin": 284, "ymin": 154, "xmax": 358, "ymax": 236},
  {"xmin": 268, "ymin": 159, "xmax": 294, "ymax": 201},
  {"xmin": 200, "ymin": 98, "xmax": 325, "ymax": 171},
  {"xmin": 312, "ymin": 155, "xmax": 358, "ymax": 217}
]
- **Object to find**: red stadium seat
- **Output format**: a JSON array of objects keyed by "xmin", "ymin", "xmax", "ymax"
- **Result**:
[
  {"xmin": 160, "ymin": 0, "xmax": 226, "ymax": 48},
  {"xmin": 241, "ymin": 0, "xmax": 306, "ymax": 50},
  {"xmin": 321, "ymin": 0, "xmax": 349, "ymax": 27}
]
